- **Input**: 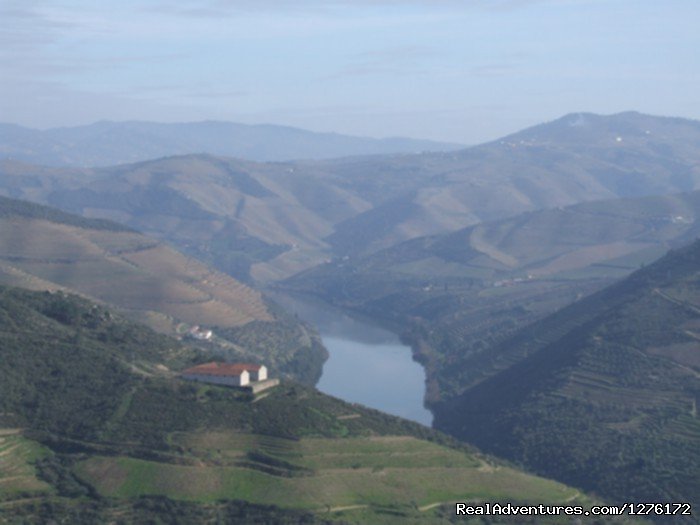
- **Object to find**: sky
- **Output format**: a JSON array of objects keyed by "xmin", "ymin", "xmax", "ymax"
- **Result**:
[{"xmin": 1, "ymin": 0, "xmax": 699, "ymax": 144}]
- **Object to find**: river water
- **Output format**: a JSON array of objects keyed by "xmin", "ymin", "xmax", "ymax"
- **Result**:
[{"xmin": 272, "ymin": 293, "xmax": 432, "ymax": 426}]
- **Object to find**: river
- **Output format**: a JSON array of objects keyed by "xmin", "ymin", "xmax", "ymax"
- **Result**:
[{"xmin": 271, "ymin": 293, "xmax": 433, "ymax": 426}]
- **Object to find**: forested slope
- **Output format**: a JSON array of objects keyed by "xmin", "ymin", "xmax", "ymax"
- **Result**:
[{"xmin": 433, "ymin": 239, "xmax": 700, "ymax": 515}]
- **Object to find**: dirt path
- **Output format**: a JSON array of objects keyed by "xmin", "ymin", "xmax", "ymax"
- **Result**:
[
  {"xmin": 322, "ymin": 504, "xmax": 368, "ymax": 513},
  {"xmin": 653, "ymin": 288, "xmax": 700, "ymax": 316},
  {"xmin": 418, "ymin": 501, "xmax": 449, "ymax": 511}
]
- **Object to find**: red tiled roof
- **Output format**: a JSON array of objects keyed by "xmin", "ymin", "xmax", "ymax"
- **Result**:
[{"xmin": 181, "ymin": 362, "xmax": 263, "ymax": 377}]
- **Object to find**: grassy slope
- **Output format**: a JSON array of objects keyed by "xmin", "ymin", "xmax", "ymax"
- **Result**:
[
  {"xmin": 74, "ymin": 434, "xmax": 578, "ymax": 519},
  {"xmin": 432, "ymin": 239, "xmax": 700, "ymax": 513},
  {"xmin": 0, "ymin": 285, "xmax": 633, "ymax": 524},
  {"xmin": 0, "ymin": 430, "xmax": 51, "ymax": 497}
]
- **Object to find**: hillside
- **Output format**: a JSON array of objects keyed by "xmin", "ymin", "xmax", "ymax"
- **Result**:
[
  {"xmin": 283, "ymin": 189, "xmax": 700, "ymax": 399},
  {"xmin": 317, "ymin": 111, "xmax": 700, "ymax": 257},
  {"xmin": 0, "ymin": 196, "xmax": 325, "ymax": 384},
  {"xmin": 0, "ymin": 286, "xmax": 629, "ymax": 524},
  {"xmin": 0, "ymin": 155, "xmax": 361, "ymax": 282},
  {"xmin": 432, "ymin": 238, "xmax": 700, "ymax": 514},
  {"xmin": 2, "ymin": 112, "xmax": 700, "ymax": 283},
  {"xmin": 0, "ymin": 120, "xmax": 462, "ymax": 167}
]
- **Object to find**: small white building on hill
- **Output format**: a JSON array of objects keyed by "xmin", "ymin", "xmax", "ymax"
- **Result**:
[
  {"xmin": 187, "ymin": 325, "xmax": 214, "ymax": 341},
  {"xmin": 181, "ymin": 362, "xmax": 268, "ymax": 387}
]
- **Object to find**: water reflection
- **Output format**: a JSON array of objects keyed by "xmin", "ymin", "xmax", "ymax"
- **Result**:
[{"xmin": 271, "ymin": 293, "xmax": 433, "ymax": 426}]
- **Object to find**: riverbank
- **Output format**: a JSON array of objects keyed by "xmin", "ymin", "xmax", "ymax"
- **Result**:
[{"xmin": 268, "ymin": 291, "xmax": 433, "ymax": 426}]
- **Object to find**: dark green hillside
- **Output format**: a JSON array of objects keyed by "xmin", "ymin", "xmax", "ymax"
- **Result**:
[
  {"xmin": 216, "ymin": 298, "xmax": 328, "ymax": 385},
  {"xmin": 0, "ymin": 287, "xmax": 192, "ymax": 437},
  {"xmin": 433, "ymin": 239, "xmax": 700, "ymax": 513},
  {"xmin": 0, "ymin": 285, "xmax": 632, "ymax": 524}
]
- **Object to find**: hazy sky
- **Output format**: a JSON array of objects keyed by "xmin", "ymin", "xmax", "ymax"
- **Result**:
[{"xmin": 2, "ymin": 0, "xmax": 699, "ymax": 144}]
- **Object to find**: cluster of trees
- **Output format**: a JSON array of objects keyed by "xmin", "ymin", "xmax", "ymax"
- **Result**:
[{"xmin": 3, "ymin": 496, "xmax": 327, "ymax": 524}]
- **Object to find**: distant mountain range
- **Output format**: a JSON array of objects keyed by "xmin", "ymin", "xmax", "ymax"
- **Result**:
[
  {"xmin": 0, "ymin": 120, "xmax": 464, "ymax": 166},
  {"xmin": 2, "ymin": 112, "xmax": 700, "ymax": 285},
  {"xmin": 320, "ymin": 111, "xmax": 700, "ymax": 257}
]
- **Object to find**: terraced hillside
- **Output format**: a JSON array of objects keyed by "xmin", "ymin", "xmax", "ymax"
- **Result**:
[
  {"xmin": 2, "ymin": 112, "xmax": 700, "ymax": 282},
  {"xmin": 0, "ymin": 430, "xmax": 51, "ymax": 498},
  {"xmin": 433, "ymin": 238, "xmax": 700, "ymax": 515},
  {"xmin": 0, "ymin": 286, "xmax": 631, "ymax": 524},
  {"xmin": 0, "ymin": 196, "xmax": 325, "ymax": 383},
  {"xmin": 0, "ymin": 195, "xmax": 268, "ymax": 326}
]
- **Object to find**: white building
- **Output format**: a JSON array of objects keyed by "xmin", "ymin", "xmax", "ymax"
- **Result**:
[
  {"xmin": 248, "ymin": 364, "xmax": 267, "ymax": 382},
  {"xmin": 180, "ymin": 362, "xmax": 267, "ymax": 387},
  {"xmin": 188, "ymin": 326, "xmax": 213, "ymax": 341}
]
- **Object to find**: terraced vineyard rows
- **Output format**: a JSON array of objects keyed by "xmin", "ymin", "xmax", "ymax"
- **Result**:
[
  {"xmin": 0, "ymin": 429, "xmax": 50, "ymax": 498},
  {"xmin": 0, "ymin": 215, "xmax": 270, "ymax": 329}
]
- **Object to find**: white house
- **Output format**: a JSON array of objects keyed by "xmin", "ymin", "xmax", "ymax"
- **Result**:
[
  {"xmin": 180, "ymin": 362, "xmax": 267, "ymax": 387},
  {"xmin": 248, "ymin": 364, "xmax": 267, "ymax": 382},
  {"xmin": 187, "ymin": 326, "xmax": 214, "ymax": 341}
]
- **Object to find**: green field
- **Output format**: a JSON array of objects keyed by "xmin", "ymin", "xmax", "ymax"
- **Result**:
[
  {"xmin": 0, "ymin": 429, "xmax": 51, "ymax": 497},
  {"xmin": 75, "ymin": 432, "xmax": 580, "ymax": 519}
]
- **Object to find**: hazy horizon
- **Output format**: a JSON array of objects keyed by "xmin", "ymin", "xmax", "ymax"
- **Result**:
[{"xmin": 2, "ymin": 0, "xmax": 699, "ymax": 144}]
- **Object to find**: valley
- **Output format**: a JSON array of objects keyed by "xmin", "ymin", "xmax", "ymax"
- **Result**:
[
  {"xmin": 2, "ymin": 111, "xmax": 699, "ymax": 522},
  {"xmin": 272, "ymin": 292, "xmax": 432, "ymax": 425},
  {"xmin": 284, "ymin": 187, "xmax": 700, "ymax": 400},
  {"xmin": 0, "ymin": 285, "xmax": 620, "ymax": 524},
  {"xmin": 4, "ymin": 0, "xmax": 699, "ymax": 521}
]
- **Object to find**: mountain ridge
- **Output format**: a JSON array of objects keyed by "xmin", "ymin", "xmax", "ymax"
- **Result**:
[
  {"xmin": 0, "ymin": 120, "xmax": 463, "ymax": 167},
  {"xmin": 3, "ymin": 111, "xmax": 700, "ymax": 285}
]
